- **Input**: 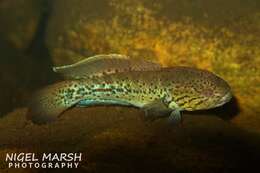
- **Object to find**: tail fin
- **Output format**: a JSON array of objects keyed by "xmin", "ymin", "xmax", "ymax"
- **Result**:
[{"xmin": 27, "ymin": 80, "xmax": 81, "ymax": 124}]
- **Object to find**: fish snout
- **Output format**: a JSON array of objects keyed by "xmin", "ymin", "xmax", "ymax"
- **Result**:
[{"xmin": 215, "ymin": 91, "xmax": 232, "ymax": 107}]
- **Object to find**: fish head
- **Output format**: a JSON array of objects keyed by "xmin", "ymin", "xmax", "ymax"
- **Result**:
[
  {"xmin": 171, "ymin": 68, "xmax": 232, "ymax": 111},
  {"xmin": 197, "ymin": 75, "xmax": 232, "ymax": 110}
]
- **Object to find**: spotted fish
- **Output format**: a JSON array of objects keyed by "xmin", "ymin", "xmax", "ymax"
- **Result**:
[{"xmin": 27, "ymin": 54, "xmax": 232, "ymax": 124}]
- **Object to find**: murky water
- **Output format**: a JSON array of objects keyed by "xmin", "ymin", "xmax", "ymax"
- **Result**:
[{"xmin": 0, "ymin": 0, "xmax": 259, "ymax": 173}]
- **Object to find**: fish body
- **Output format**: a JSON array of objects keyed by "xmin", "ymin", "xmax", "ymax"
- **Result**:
[{"xmin": 27, "ymin": 55, "xmax": 232, "ymax": 124}]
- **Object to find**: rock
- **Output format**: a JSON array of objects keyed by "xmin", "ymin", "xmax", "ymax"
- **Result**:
[
  {"xmin": 0, "ymin": 107, "xmax": 260, "ymax": 172},
  {"xmin": 0, "ymin": 0, "xmax": 44, "ymax": 50}
]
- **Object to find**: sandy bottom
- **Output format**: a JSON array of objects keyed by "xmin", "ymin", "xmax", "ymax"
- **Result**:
[{"xmin": 0, "ymin": 106, "xmax": 260, "ymax": 173}]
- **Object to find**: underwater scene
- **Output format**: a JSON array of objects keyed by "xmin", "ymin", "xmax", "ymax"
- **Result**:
[{"xmin": 0, "ymin": 0, "xmax": 260, "ymax": 172}]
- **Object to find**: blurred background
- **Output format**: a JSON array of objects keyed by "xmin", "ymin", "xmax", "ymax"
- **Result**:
[{"xmin": 0, "ymin": 0, "xmax": 259, "ymax": 173}]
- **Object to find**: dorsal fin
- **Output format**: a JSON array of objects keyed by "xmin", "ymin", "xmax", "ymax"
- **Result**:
[{"xmin": 53, "ymin": 54, "xmax": 161, "ymax": 79}]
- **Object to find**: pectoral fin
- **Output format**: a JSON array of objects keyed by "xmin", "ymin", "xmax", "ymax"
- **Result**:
[
  {"xmin": 168, "ymin": 109, "xmax": 182, "ymax": 125},
  {"xmin": 53, "ymin": 54, "xmax": 161, "ymax": 79},
  {"xmin": 143, "ymin": 100, "xmax": 172, "ymax": 121}
]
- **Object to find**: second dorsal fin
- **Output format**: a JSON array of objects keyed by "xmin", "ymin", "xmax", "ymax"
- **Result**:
[{"xmin": 53, "ymin": 54, "xmax": 161, "ymax": 79}]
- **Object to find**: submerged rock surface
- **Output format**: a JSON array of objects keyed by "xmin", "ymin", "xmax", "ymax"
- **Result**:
[{"xmin": 0, "ymin": 108, "xmax": 260, "ymax": 173}]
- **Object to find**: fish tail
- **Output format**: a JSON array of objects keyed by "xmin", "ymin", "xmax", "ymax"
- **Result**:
[{"xmin": 27, "ymin": 80, "xmax": 81, "ymax": 124}]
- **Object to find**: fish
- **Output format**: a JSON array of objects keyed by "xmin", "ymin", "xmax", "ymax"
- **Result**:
[{"xmin": 27, "ymin": 54, "xmax": 232, "ymax": 124}]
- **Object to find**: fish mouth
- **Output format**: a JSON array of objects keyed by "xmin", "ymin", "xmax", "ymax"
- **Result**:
[{"xmin": 215, "ymin": 92, "xmax": 232, "ymax": 107}]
